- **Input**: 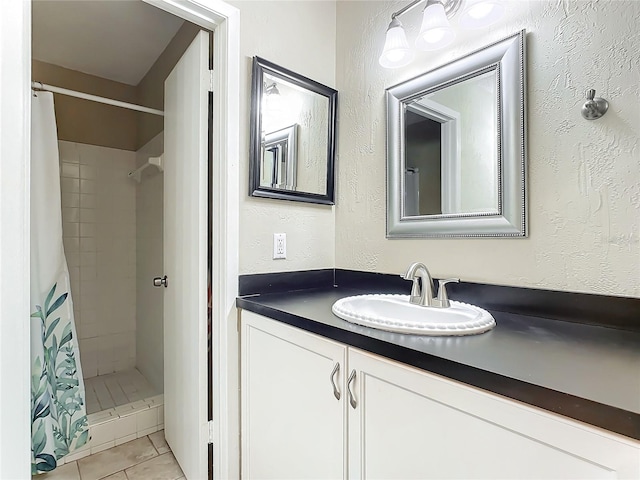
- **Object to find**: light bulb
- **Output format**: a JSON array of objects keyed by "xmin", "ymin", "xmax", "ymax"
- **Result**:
[
  {"xmin": 423, "ymin": 29, "xmax": 446, "ymax": 44},
  {"xmin": 468, "ymin": 3, "xmax": 493, "ymax": 18}
]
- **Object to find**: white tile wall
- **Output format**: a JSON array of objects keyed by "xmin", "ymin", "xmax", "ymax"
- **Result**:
[{"xmin": 59, "ymin": 141, "xmax": 137, "ymax": 378}]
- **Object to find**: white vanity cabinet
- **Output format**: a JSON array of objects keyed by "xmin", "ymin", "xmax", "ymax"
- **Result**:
[
  {"xmin": 241, "ymin": 311, "xmax": 348, "ymax": 479},
  {"xmin": 241, "ymin": 311, "xmax": 640, "ymax": 479},
  {"xmin": 348, "ymin": 348, "xmax": 640, "ymax": 479}
]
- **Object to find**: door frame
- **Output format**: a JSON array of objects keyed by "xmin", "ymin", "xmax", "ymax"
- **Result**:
[{"xmin": 0, "ymin": 1, "xmax": 240, "ymax": 478}]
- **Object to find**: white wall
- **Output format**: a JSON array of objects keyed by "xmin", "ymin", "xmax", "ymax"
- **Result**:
[
  {"xmin": 135, "ymin": 133, "xmax": 164, "ymax": 393},
  {"xmin": 59, "ymin": 141, "xmax": 137, "ymax": 378},
  {"xmin": 229, "ymin": 0, "xmax": 337, "ymax": 274},
  {"xmin": 335, "ymin": 0, "xmax": 640, "ymax": 297}
]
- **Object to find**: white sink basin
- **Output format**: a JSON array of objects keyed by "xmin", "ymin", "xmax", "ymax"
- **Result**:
[{"xmin": 332, "ymin": 294, "xmax": 496, "ymax": 336}]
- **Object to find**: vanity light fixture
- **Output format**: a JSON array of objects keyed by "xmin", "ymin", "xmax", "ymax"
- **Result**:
[
  {"xmin": 379, "ymin": 17, "xmax": 415, "ymax": 69},
  {"xmin": 379, "ymin": 0, "xmax": 505, "ymax": 68},
  {"xmin": 263, "ymin": 81, "xmax": 283, "ymax": 112},
  {"xmin": 264, "ymin": 82, "xmax": 280, "ymax": 96},
  {"xmin": 458, "ymin": 0, "xmax": 505, "ymax": 28}
]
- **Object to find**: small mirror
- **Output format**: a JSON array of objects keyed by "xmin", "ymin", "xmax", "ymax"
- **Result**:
[
  {"xmin": 250, "ymin": 57, "xmax": 337, "ymax": 204},
  {"xmin": 387, "ymin": 31, "xmax": 527, "ymax": 237}
]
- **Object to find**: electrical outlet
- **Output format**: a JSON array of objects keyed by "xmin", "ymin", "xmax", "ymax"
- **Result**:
[{"xmin": 273, "ymin": 233, "xmax": 286, "ymax": 259}]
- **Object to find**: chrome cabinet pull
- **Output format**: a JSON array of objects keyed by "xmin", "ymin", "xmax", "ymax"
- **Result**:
[
  {"xmin": 330, "ymin": 362, "xmax": 341, "ymax": 400},
  {"xmin": 347, "ymin": 369, "xmax": 357, "ymax": 409}
]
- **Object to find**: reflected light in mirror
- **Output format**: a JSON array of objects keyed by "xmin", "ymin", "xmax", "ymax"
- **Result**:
[
  {"xmin": 379, "ymin": 17, "xmax": 415, "ymax": 68},
  {"xmin": 262, "ymin": 76, "xmax": 305, "ymax": 132},
  {"xmin": 265, "ymin": 90, "xmax": 283, "ymax": 112},
  {"xmin": 416, "ymin": 2, "xmax": 455, "ymax": 51}
]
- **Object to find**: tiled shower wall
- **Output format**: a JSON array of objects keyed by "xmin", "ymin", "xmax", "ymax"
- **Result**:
[{"xmin": 59, "ymin": 141, "xmax": 137, "ymax": 378}]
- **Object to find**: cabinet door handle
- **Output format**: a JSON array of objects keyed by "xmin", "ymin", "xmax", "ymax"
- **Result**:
[
  {"xmin": 347, "ymin": 369, "xmax": 357, "ymax": 409},
  {"xmin": 330, "ymin": 362, "xmax": 341, "ymax": 400}
]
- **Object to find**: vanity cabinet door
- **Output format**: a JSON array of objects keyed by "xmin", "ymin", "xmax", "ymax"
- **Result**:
[
  {"xmin": 347, "ymin": 348, "xmax": 639, "ymax": 479},
  {"xmin": 241, "ymin": 311, "xmax": 347, "ymax": 479}
]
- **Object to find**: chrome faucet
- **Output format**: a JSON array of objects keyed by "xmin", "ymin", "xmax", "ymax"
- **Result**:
[
  {"xmin": 402, "ymin": 262, "xmax": 459, "ymax": 308},
  {"xmin": 403, "ymin": 262, "xmax": 435, "ymax": 307}
]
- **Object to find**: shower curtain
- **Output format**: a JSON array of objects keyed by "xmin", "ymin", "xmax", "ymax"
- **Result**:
[{"xmin": 30, "ymin": 92, "xmax": 88, "ymax": 474}]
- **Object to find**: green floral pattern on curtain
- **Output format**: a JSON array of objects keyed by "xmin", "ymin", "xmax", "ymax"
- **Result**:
[{"xmin": 31, "ymin": 283, "xmax": 88, "ymax": 474}]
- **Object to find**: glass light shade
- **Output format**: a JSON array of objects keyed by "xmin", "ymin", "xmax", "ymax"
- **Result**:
[
  {"xmin": 379, "ymin": 18, "xmax": 415, "ymax": 69},
  {"xmin": 415, "ymin": 2, "xmax": 455, "ymax": 51},
  {"xmin": 458, "ymin": 0, "xmax": 505, "ymax": 28},
  {"xmin": 266, "ymin": 92, "xmax": 284, "ymax": 112}
]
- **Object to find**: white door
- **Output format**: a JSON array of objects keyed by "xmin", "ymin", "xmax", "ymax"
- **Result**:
[
  {"xmin": 241, "ymin": 311, "xmax": 347, "ymax": 479},
  {"xmin": 163, "ymin": 30, "xmax": 210, "ymax": 480}
]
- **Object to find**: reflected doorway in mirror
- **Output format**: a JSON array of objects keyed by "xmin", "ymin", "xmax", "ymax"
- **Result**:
[
  {"xmin": 403, "ymin": 69, "xmax": 499, "ymax": 218},
  {"xmin": 261, "ymin": 124, "xmax": 298, "ymax": 191}
]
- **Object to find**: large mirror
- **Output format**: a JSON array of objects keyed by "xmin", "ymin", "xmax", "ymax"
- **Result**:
[
  {"xmin": 386, "ymin": 30, "xmax": 527, "ymax": 237},
  {"xmin": 250, "ymin": 57, "xmax": 337, "ymax": 204}
]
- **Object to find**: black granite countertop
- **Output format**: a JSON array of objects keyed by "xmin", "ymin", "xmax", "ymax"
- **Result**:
[{"xmin": 237, "ymin": 270, "xmax": 640, "ymax": 440}]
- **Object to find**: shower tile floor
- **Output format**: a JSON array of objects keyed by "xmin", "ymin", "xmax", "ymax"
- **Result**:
[
  {"xmin": 84, "ymin": 369, "xmax": 158, "ymax": 415},
  {"xmin": 34, "ymin": 431, "xmax": 184, "ymax": 480}
]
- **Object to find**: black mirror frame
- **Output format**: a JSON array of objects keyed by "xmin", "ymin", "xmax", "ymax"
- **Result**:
[{"xmin": 249, "ymin": 56, "xmax": 338, "ymax": 205}]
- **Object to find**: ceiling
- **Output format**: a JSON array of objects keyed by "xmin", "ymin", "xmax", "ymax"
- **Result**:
[{"xmin": 32, "ymin": 0, "xmax": 185, "ymax": 86}]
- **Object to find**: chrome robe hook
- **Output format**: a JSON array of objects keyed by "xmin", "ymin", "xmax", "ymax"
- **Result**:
[{"xmin": 581, "ymin": 89, "xmax": 608, "ymax": 120}]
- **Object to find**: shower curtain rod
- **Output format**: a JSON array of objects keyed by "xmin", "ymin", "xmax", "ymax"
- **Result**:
[{"xmin": 31, "ymin": 81, "xmax": 164, "ymax": 117}]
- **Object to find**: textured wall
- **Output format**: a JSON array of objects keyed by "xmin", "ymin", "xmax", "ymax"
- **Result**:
[
  {"xmin": 229, "ymin": 0, "xmax": 337, "ymax": 274},
  {"xmin": 335, "ymin": 0, "xmax": 639, "ymax": 296}
]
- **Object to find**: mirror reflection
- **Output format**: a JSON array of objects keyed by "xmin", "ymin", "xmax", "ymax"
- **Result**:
[
  {"xmin": 260, "ymin": 73, "xmax": 329, "ymax": 195},
  {"xmin": 404, "ymin": 70, "xmax": 499, "ymax": 217},
  {"xmin": 250, "ymin": 57, "xmax": 337, "ymax": 205},
  {"xmin": 386, "ymin": 30, "xmax": 527, "ymax": 237},
  {"xmin": 262, "ymin": 124, "xmax": 298, "ymax": 191}
]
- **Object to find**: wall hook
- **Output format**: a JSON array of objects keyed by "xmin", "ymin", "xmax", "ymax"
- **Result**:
[{"xmin": 581, "ymin": 89, "xmax": 608, "ymax": 120}]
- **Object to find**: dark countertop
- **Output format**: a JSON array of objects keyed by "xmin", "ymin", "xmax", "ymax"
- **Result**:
[{"xmin": 237, "ymin": 285, "xmax": 640, "ymax": 440}]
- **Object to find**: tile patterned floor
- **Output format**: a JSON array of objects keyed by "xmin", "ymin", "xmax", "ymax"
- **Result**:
[
  {"xmin": 84, "ymin": 369, "xmax": 159, "ymax": 415},
  {"xmin": 34, "ymin": 431, "xmax": 183, "ymax": 480}
]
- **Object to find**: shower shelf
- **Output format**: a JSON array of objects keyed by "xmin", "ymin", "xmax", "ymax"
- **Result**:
[{"xmin": 128, "ymin": 155, "xmax": 164, "ymax": 183}]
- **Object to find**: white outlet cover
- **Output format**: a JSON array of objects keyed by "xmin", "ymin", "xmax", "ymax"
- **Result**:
[{"xmin": 273, "ymin": 233, "xmax": 286, "ymax": 259}]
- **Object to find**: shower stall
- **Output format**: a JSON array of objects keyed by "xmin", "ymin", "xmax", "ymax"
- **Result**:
[
  {"xmin": 30, "ymin": 75, "xmax": 169, "ymax": 472},
  {"xmin": 30, "ymin": 1, "xmax": 213, "ymax": 471},
  {"xmin": 31, "ymin": 77, "xmax": 169, "ymax": 461},
  {"xmin": 57, "ymin": 129, "xmax": 166, "ymax": 460}
]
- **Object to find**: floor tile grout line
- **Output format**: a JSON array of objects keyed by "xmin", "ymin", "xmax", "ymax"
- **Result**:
[
  {"xmin": 148, "ymin": 433, "xmax": 160, "ymax": 456},
  {"xmin": 35, "ymin": 432, "xmax": 181, "ymax": 480}
]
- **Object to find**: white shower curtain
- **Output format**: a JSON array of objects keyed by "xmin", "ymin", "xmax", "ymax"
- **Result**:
[{"xmin": 30, "ymin": 92, "xmax": 88, "ymax": 474}]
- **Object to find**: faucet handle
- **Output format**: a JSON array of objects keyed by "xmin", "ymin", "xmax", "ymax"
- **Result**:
[
  {"xmin": 408, "ymin": 278, "xmax": 421, "ymax": 305},
  {"xmin": 437, "ymin": 278, "xmax": 459, "ymax": 308}
]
